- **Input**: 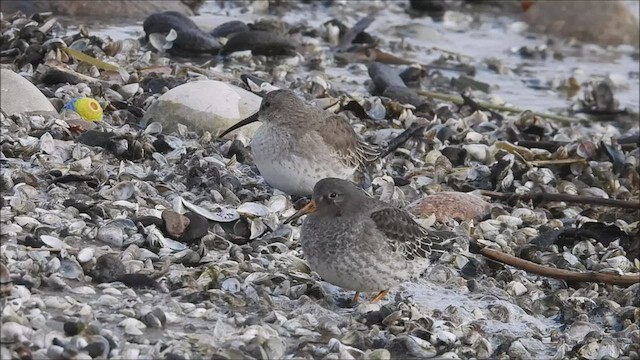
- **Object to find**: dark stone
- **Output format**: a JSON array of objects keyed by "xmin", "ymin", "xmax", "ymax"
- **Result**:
[
  {"xmin": 367, "ymin": 62, "xmax": 405, "ymax": 94},
  {"xmin": 210, "ymin": 21, "xmax": 250, "ymax": 38},
  {"xmin": 119, "ymin": 273, "xmax": 159, "ymax": 289},
  {"xmin": 39, "ymin": 68, "xmax": 83, "ymax": 85},
  {"xmin": 220, "ymin": 31, "xmax": 296, "ymax": 57},
  {"xmin": 90, "ymin": 254, "xmax": 126, "ymax": 283},
  {"xmin": 63, "ymin": 321, "xmax": 85, "ymax": 336},
  {"xmin": 382, "ymin": 86, "xmax": 425, "ymax": 107},
  {"xmin": 165, "ymin": 353, "xmax": 187, "ymax": 360},
  {"xmin": 393, "ymin": 177, "xmax": 411, "ymax": 187},
  {"xmin": 143, "ymin": 11, "xmax": 220, "ymax": 55},
  {"xmin": 84, "ymin": 336, "xmax": 109, "ymax": 359},
  {"xmin": 399, "ymin": 66, "xmax": 424, "ymax": 87},
  {"xmin": 441, "ymin": 146, "xmax": 467, "ymax": 167},
  {"xmin": 153, "ymin": 135, "xmax": 174, "ymax": 153},
  {"xmin": 178, "ymin": 212, "xmax": 210, "ymax": 244},
  {"xmin": 0, "ymin": 1, "xmax": 196, "ymax": 18},
  {"xmin": 220, "ymin": 174, "xmax": 241, "ymax": 192},
  {"xmin": 140, "ymin": 75, "xmax": 184, "ymax": 93},
  {"xmin": 76, "ymin": 131, "xmax": 117, "ymax": 148},
  {"xmin": 227, "ymin": 139, "xmax": 251, "ymax": 163},
  {"xmin": 409, "ymin": 0, "xmax": 446, "ymax": 13}
]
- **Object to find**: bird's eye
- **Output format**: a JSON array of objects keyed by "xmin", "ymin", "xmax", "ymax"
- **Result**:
[
  {"xmin": 328, "ymin": 192, "xmax": 338, "ymax": 199},
  {"xmin": 262, "ymin": 101, "xmax": 271, "ymax": 109}
]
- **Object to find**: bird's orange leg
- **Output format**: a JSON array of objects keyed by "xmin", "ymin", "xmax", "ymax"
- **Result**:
[
  {"xmin": 351, "ymin": 292, "xmax": 360, "ymax": 304},
  {"xmin": 370, "ymin": 289, "xmax": 389, "ymax": 303}
]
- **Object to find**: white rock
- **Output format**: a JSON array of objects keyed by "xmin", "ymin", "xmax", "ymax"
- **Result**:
[
  {"xmin": 443, "ymin": 11, "xmax": 473, "ymax": 32},
  {"xmin": 463, "ymin": 144, "xmax": 489, "ymax": 163},
  {"xmin": 43, "ymin": 296, "xmax": 73, "ymax": 310},
  {"xmin": 506, "ymin": 281, "xmax": 528, "ymax": 296},
  {"xmin": 436, "ymin": 330, "xmax": 457, "ymax": 345},
  {"xmin": 0, "ymin": 69, "xmax": 57, "ymax": 116},
  {"xmin": 96, "ymin": 294, "xmax": 120, "ymax": 306},
  {"xmin": 118, "ymin": 318, "xmax": 147, "ymax": 329},
  {"xmin": 124, "ymin": 324, "xmax": 144, "ymax": 336},
  {"xmin": 1, "ymin": 321, "xmax": 33, "ymax": 342},
  {"xmin": 141, "ymin": 80, "xmax": 262, "ymax": 138},
  {"xmin": 70, "ymin": 286, "xmax": 96, "ymax": 295}
]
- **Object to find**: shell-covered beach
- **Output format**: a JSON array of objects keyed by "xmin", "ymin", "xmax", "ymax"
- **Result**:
[{"xmin": 1, "ymin": 1, "xmax": 639, "ymax": 359}]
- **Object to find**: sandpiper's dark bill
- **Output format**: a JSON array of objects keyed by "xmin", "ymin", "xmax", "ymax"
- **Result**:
[{"xmin": 218, "ymin": 111, "xmax": 260, "ymax": 138}]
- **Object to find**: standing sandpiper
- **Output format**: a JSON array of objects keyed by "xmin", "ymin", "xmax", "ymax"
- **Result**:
[
  {"xmin": 219, "ymin": 90, "xmax": 379, "ymax": 196},
  {"xmin": 284, "ymin": 177, "xmax": 433, "ymax": 304}
]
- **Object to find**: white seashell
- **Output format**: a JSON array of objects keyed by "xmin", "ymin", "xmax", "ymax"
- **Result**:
[
  {"xmin": 77, "ymin": 247, "xmax": 95, "ymax": 263},
  {"xmin": 99, "ymin": 181, "xmax": 136, "ymax": 201},
  {"xmin": 495, "ymin": 215, "xmax": 523, "ymax": 228},
  {"xmin": 464, "ymin": 144, "xmax": 489, "ymax": 163},
  {"xmin": 97, "ymin": 220, "xmax": 130, "ymax": 247},
  {"xmin": 39, "ymin": 132, "xmax": 56, "ymax": 154},
  {"xmin": 511, "ymin": 208, "xmax": 537, "ymax": 225},
  {"xmin": 59, "ymin": 258, "xmax": 83, "ymax": 279},
  {"xmin": 180, "ymin": 197, "xmax": 240, "ymax": 222},
  {"xmin": 508, "ymin": 340, "xmax": 531, "ymax": 359},
  {"xmin": 69, "ymin": 157, "xmax": 92, "ymax": 172},
  {"xmin": 67, "ymin": 220, "xmax": 86, "ymax": 235},
  {"xmin": 237, "ymin": 202, "xmax": 271, "ymax": 217},
  {"xmin": 148, "ymin": 32, "xmax": 174, "ymax": 52},
  {"xmin": 464, "ymin": 131, "xmax": 483, "ymax": 143},
  {"xmin": 13, "ymin": 216, "xmax": 40, "ymax": 227},
  {"xmin": 596, "ymin": 339, "xmax": 621, "ymax": 359},
  {"xmin": 525, "ymin": 167, "xmax": 555, "ymax": 185},
  {"xmin": 40, "ymin": 235, "xmax": 68, "ymax": 249},
  {"xmin": 578, "ymin": 187, "xmax": 609, "ymax": 199},
  {"xmin": 249, "ymin": 218, "xmax": 267, "ymax": 239},
  {"xmin": 436, "ymin": 330, "xmax": 457, "ymax": 345},
  {"xmin": 605, "ymin": 256, "xmax": 632, "ymax": 272},
  {"xmin": 145, "ymin": 121, "xmax": 163, "ymax": 135},
  {"xmin": 40, "ymin": 213, "xmax": 62, "ymax": 226},
  {"xmin": 163, "ymin": 238, "xmax": 187, "ymax": 251},
  {"xmin": 267, "ymin": 195, "xmax": 288, "ymax": 213},
  {"xmin": 118, "ymin": 83, "xmax": 140, "ymax": 99},
  {"xmin": 221, "ymin": 277, "xmax": 241, "ymax": 294},
  {"xmin": 404, "ymin": 335, "xmax": 437, "ymax": 358},
  {"xmin": 562, "ymin": 252, "xmax": 580, "ymax": 265}
]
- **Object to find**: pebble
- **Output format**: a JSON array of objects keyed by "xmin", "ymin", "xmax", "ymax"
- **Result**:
[
  {"xmin": 141, "ymin": 80, "xmax": 262, "ymax": 138},
  {"xmin": 0, "ymin": 69, "xmax": 57, "ymax": 116},
  {"xmin": 406, "ymin": 191, "xmax": 491, "ymax": 222}
]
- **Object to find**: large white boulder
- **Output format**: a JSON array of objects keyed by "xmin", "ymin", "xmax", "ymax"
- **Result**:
[
  {"xmin": 142, "ymin": 80, "xmax": 261, "ymax": 138},
  {"xmin": 1, "ymin": 69, "xmax": 57, "ymax": 116}
]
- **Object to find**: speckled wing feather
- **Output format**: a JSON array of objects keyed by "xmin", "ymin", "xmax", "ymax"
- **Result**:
[
  {"xmin": 316, "ymin": 115, "xmax": 379, "ymax": 168},
  {"xmin": 369, "ymin": 208, "xmax": 432, "ymax": 261}
]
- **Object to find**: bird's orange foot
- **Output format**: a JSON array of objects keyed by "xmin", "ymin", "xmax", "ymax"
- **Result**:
[
  {"xmin": 370, "ymin": 289, "xmax": 389, "ymax": 304},
  {"xmin": 351, "ymin": 292, "xmax": 360, "ymax": 305}
]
